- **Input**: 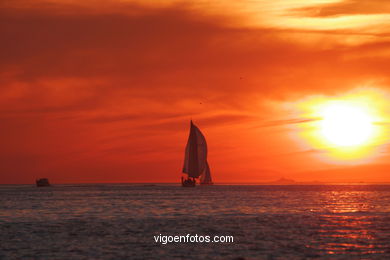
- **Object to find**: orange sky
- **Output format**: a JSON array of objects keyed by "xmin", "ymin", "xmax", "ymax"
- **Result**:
[{"xmin": 1, "ymin": 0, "xmax": 390, "ymax": 184}]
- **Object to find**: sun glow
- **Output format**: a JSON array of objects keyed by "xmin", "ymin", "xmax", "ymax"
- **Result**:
[{"xmin": 292, "ymin": 89, "xmax": 390, "ymax": 163}]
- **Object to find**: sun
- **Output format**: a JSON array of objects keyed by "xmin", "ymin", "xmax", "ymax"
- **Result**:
[
  {"xmin": 319, "ymin": 102, "xmax": 374, "ymax": 147},
  {"xmin": 290, "ymin": 88, "xmax": 390, "ymax": 162}
]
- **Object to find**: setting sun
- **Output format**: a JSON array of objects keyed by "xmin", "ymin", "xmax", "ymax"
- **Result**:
[
  {"xmin": 319, "ymin": 102, "xmax": 374, "ymax": 147},
  {"xmin": 292, "ymin": 88, "xmax": 390, "ymax": 163}
]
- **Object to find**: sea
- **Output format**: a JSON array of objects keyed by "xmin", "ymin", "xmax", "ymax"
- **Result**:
[{"xmin": 1, "ymin": 184, "xmax": 390, "ymax": 259}]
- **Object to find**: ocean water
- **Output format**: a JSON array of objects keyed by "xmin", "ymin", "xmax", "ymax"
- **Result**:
[{"xmin": 1, "ymin": 184, "xmax": 390, "ymax": 259}]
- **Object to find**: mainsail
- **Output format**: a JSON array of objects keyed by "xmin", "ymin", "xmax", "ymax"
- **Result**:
[
  {"xmin": 182, "ymin": 121, "xmax": 208, "ymax": 178},
  {"xmin": 200, "ymin": 161, "xmax": 213, "ymax": 184}
]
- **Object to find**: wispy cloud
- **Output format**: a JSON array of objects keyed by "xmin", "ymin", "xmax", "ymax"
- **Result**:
[
  {"xmin": 258, "ymin": 117, "xmax": 321, "ymax": 128},
  {"xmin": 291, "ymin": 0, "xmax": 390, "ymax": 17}
]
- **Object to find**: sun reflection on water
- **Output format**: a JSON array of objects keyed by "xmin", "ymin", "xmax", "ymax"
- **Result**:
[{"xmin": 311, "ymin": 190, "xmax": 386, "ymax": 256}]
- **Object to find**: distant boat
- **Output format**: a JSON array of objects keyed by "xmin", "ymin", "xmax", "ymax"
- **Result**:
[
  {"xmin": 36, "ymin": 178, "xmax": 50, "ymax": 187},
  {"xmin": 182, "ymin": 120, "xmax": 213, "ymax": 187}
]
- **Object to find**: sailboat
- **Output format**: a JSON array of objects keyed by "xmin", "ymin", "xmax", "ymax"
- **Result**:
[{"xmin": 181, "ymin": 120, "xmax": 212, "ymax": 187}]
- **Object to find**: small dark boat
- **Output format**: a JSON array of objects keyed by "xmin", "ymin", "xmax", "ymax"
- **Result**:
[
  {"xmin": 36, "ymin": 178, "xmax": 50, "ymax": 187},
  {"xmin": 181, "ymin": 177, "xmax": 196, "ymax": 187}
]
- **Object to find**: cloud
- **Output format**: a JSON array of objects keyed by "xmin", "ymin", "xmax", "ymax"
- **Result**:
[
  {"xmin": 1, "ymin": 2, "xmax": 389, "ymax": 103},
  {"xmin": 291, "ymin": 0, "xmax": 390, "ymax": 17},
  {"xmin": 258, "ymin": 117, "xmax": 320, "ymax": 128}
]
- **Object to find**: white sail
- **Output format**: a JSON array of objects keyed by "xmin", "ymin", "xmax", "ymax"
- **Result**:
[
  {"xmin": 200, "ymin": 161, "xmax": 212, "ymax": 184},
  {"xmin": 182, "ymin": 121, "xmax": 208, "ymax": 178}
]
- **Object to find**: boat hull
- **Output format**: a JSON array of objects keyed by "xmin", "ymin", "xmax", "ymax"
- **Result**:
[
  {"xmin": 181, "ymin": 177, "xmax": 196, "ymax": 187},
  {"xmin": 36, "ymin": 178, "xmax": 50, "ymax": 187},
  {"xmin": 182, "ymin": 182, "xmax": 196, "ymax": 187}
]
